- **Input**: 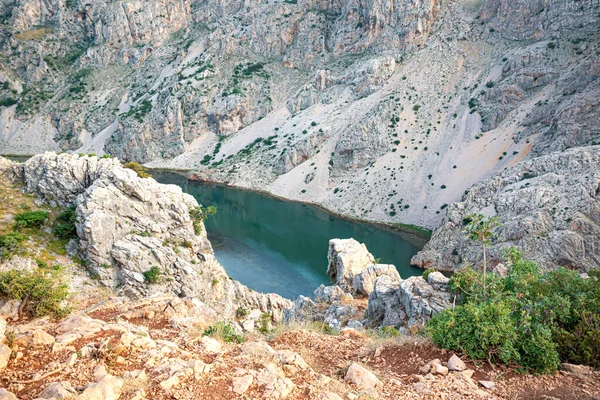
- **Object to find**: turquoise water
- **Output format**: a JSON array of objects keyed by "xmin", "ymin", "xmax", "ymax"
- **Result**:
[{"xmin": 152, "ymin": 171, "xmax": 425, "ymax": 299}]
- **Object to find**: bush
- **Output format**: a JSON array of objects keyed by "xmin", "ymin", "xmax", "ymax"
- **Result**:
[
  {"xmin": 0, "ymin": 268, "xmax": 69, "ymax": 318},
  {"xmin": 14, "ymin": 211, "xmax": 49, "ymax": 229},
  {"xmin": 123, "ymin": 162, "xmax": 151, "ymax": 178},
  {"xmin": 422, "ymin": 268, "xmax": 435, "ymax": 281},
  {"xmin": 427, "ymin": 249, "xmax": 600, "ymax": 373},
  {"xmin": 189, "ymin": 206, "xmax": 217, "ymax": 235},
  {"xmin": 203, "ymin": 321, "xmax": 244, "ymax": 343},
  {"xmin": 0, "ymin": 232, "xmax": 26, "ymax": 261},
  {"xmin": 142, "ymin": 266, "xmax": 161, "ymax": 284},
  {"xmin": 53, "ymin": 206, "xmax": 77, "ymax": 239}
]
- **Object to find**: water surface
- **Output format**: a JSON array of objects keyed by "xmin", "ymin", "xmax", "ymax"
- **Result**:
[{"xmin": 152, "ymin": 171, "xmax": 424, "ymax": 299}]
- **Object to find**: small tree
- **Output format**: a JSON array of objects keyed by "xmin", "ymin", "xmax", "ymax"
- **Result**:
[{"xmin": 463, "ymin": 213, "xmax": 500, "ymax": 295}]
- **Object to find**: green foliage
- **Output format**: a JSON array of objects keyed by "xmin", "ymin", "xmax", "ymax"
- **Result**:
[
  {"xmin": 235, "ymin": 307, "xmax": 249, "ymax": 318},
  {"xmin": 53, "ymin": 206, "xmax": 77, "ymax": 239},
  {"xmin": 189, "ymin": 206, "xmax": 217, "ymax": 235},
  {"xmin": 0, "ymin": 232, "xmax": 26, "ymax": 261},
  {"xmin": 142, "ymin": 266, "xmax": 161, "ymax": 284},
  {"xmin": 0, "ymin": 268, "xmax": 70, "ymax": 318},
  {"xmin": 203, "ymin": 321, "xmax": 244, "ymax": 343},
  {"xmin": 422, "ymin": 268, "xmax": 435, "ymax": 281},
  {"xmin": 14, "ymin": 211, "xmax": 49, "ymax": 229},
  {"xmin": 0, "ymin": 98, "xmax": 17, "ymax": 107},
  {"xmin": 123, "ymin": 162, "xmax": 151, "ymax": 178},
  {"xmin": 427, "ymin": 249, "xmax": 600, "ymax": 373},
  {"xmin": 258, "ymin": 312, "xmax": 271, "ymax": 334}
]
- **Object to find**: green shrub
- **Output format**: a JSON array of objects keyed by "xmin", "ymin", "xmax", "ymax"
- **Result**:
[
  {"xmin": 53, "ymin": 206, "xmax": 77, "ymax": 239},
  {"xmin": 236, "ymin": 307, "xmax": 249, "ymax": 318},
  {"xmin": 14, "ymin": 211, "xmax": 49, "ymax": 229},
  {"xmin": 258, "ymin": 312, "xmax": 271, "ymax": 334},
  {"xmin": 422, "ymin": 268, "xmax": 435, "ymax": 281},
  {"xmin": 189, "ymin": 206, "xmax": 217, "ymax": 235},
  {"xmin": 0, "ymin": 268, "xmax": 70, "ymax": 318},
  {"xmin": 427, "ymin": 249, "xmax": 600, "ymax": 373},
  {"xmin": 203, "ymin": 321, "xmax": 243, "ymax": 343},
  {"xmin": 142, "ymin": 266, "xmax": 161, "ymax": 284},
  {"xmin": 0, "ymin": 232, "xmax": 26, "ymax": 261},
  {"xmin": 123, "ymin": 162, "xmax": 151, "ymax": 178}
]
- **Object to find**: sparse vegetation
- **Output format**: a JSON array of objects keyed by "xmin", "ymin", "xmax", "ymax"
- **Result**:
[
  {"xmin": 14, "ymin": 211, "xmax": 49, "ymax": 229},
  {"xmin": 142, "ymin": 266, "xmax": 161, "ymax": 284},
  {"xmin": 189, "ymin": 205, "xmax": 217, "ymax": 235},
  {"xmin": 53, "ymin": 206, "xmax": 77, "ymax": 239},
  {"xmin": 0, "ymin": 267, "xmax": 69, "ymax": 318},
  {"xmin": 203, "ymin": 321, "xmax": 244, "ymax": 343},
  {"xmin": 123, "ymin": 162, "xmax": 151, "ymax": 178}
]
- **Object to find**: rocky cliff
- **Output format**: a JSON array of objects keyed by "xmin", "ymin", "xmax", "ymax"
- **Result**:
[
  {"xmin": 2, "ymin": 153, "xmax": 293, "ymax": 322},
  {"xmin": 2, "ymin": 0, "xmax": 597, "ymax": 231},
  {"xmin": 411, "ymin": 146, "xmax": 600, "ymax": 273}
]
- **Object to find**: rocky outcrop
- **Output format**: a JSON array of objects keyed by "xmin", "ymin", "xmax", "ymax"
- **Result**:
[
  {"xmin": 479, "ymin": 0, "xmax": 600, "ymax": 40},
  {"xmin": 326, "ymin": 239, "xmax": 375, "ymax": 293},
  {"xmin": 411, "ymin": 146, "xmax": 600, "ymax": 273},
  {"xmin": 9, "ymin": 153, "xmax": 293, "ymax": 321},
  {"xmin": 289, "ymin": 238, "xmax": 450, "ymax": 329}
]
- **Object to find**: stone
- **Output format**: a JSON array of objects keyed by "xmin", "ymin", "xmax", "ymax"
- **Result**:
[
  {"xmin": 560, "ymin": 363, "xmax": 592, "ymax": 376},
  {"xmin": 327, "ymin": 239, "xmax": 375, "ymax": 292},
  {"xmin": 447, "ymin": 354, "xmax": 467, "ymax": 371},
  {"xmin": 433, "ymin": 364, "xmax": 449, "ymax": 375},
  {"xmin": 479, "ymin": 380, "xmax": 495, "ymax": 389},
  {"xmin": 0, "ymin": 389, "xmax": 17, "ymax": 400},
  {"xmin": 232, "ymin": 375, "xmax": 253, "ymax": 394},
  {"xmin": 345, "ymin": 363, "xmax": 382, "ymax": 391},
  {"xmin": 77, "ymin": 375, "xmax": 123, "ymax": 400},
  {"xmin": 37, "ymin": 381, "xmax": 78, "ymax": 399},
  {"xmin": 201, "ymin": 336, "xmax": 222, "ymax": 354},
  {"xmin": 0, "ymin": 344, "xmax": 10, "ymax": 371},
  {"xmin": 353, "ymin": 264, "xmax": 401, "ymax": 296}
]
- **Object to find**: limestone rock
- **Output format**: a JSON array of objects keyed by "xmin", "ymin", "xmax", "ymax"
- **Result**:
[
  {"xmin": 0, "ymin": 389, "xmax": 17, "ymax": 400},
  {"xmin": 38, "ymin": 382, "xmax": 78, "ymax": 399},
  {"xmin": 0, "ymin": 343, "xmax": 10, "ymax": 371},
  {"xmin": 233, "ymin": 375, "xmax": 253, "ymax": 394},
  {"xmin": 327, "ymin": 239, "xmax": 375, "ymax": 293},
  {"xmin": 447, "ymin": 354, "xmax": 467, "ymax": 372},
  {"xmin": 353, "ymin": 264, "xmax": 401, "ymax": 296},
  {"xmin": 77, "ymin": 375, "xmax": 123, "ymax": 400},
  {"xmin": 412, "ymin": 147, "xmax": 600, "ymax": 273},
  {"xmin": 200, "ymin": 336, "xmax": 222, "ymax": 354},
  {"xmin": 561, "ymin": 363, "xmax": 592, "ymax": 376},
  {"xmin": 345, "ymin": 363, "xmax": 382, "ymax": 391}
]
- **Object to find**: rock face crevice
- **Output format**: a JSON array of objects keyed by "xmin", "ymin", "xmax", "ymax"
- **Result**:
[{"xmin": 7, "ymin": 153, "xmax": 293, "ymax": 321}]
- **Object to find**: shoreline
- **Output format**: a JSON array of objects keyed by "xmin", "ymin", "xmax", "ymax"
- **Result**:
[{"xmin": 150, "ymin": 167, "xmax": 432, "ymax": 248}]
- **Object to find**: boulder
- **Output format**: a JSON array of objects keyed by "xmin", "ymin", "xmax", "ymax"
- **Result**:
[
  {"xmin": 0, "ymin": 389, "xmax": 17, "ymax": 400},
  {"xmin": 233, "ymin": 375, "xmax": 253, "ymax": 394},
  {"xmin": 38, "ymin": 381, "xmax": 78, "ymax": 399},
  {"xmin": 447, "ymin": 354, "xmax": 467, "ymax": 371},
  {"xmin": 77, "ymin": 375, "xmax": 123, "ymax": 400},
  {"xmin": 327, "ymin": 239, "xmax": 374, "ymax": 292},
  {"xmin": 353, "ymin": 264, "xmax": 401, "ymax": 296},
  {"xmin": 345, "ymin": 363, "xmax": 382, "ymax": 390}
]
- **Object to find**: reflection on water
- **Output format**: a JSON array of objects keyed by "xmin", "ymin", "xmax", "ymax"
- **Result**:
[{"xmin": 152, "ymin": 170, "xmax": 425, "ymax": 299}]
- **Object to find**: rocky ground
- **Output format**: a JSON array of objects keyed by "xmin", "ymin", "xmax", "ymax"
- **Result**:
[{"xmin": 2, "ymin": 294, "xmax": 600, "ymax": 400}]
